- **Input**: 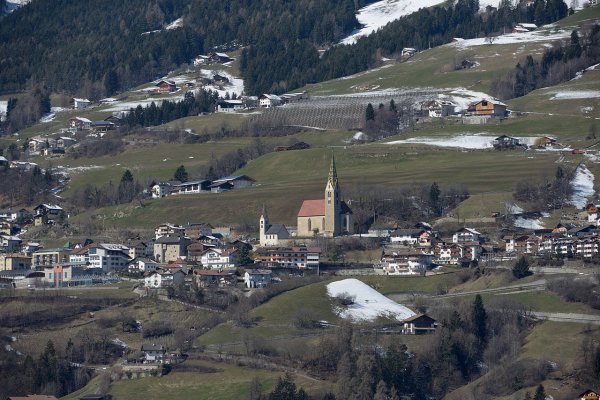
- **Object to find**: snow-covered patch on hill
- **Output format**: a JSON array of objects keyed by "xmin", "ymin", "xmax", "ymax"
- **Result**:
[
  {"xmin": 165, "ymin": 17, "xmax": 183, "ymax": 30},
  {"xmin": 452, "ymin": 28, "xmax": 570, "ymax": 49},
  {"xmin": 199, "ymin": 69, "xmax": 244, "ymax": 98},
  {"xmin": 40, "ymin": 113, "xmax": 55, "ymax": 123},
  {"xmin": 570, "ymin": 164, "xmax": 595, "ymax": 209},
  {"xmin": 514, "ymin": 213, "xmax": 549, "ymax": 230},
  {"xmin": 341, "ymin": 0, "xmax": 502, "ymax": 45},
  {"xmin": 550, "ymin": 90, "xmax": 600, "ymax": 100},
  {"xmin": 103, "ymin": 95, "xmax": 186, "ymax": 112},
  {"xmin": 327, "ymin": 278, "xmax": 415, "ymax": 322},
  {"xmin": 4, "ymin": 0, "xmax": 30, "ymax": 13},
  {"xmin": 386, "ymin": 134, "xmax": 540, "ymax": 149},
  {"xmin": 445, "ymin": 88, "xmax": 504, "ymax": 112}
]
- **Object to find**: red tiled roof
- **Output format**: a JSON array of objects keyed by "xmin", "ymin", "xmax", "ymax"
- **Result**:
[{"xmin": 297, "ymin": 199, "xmax": 325, "ymax": 217}]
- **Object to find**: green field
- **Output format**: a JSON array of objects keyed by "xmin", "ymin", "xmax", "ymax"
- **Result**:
[
  {"xmin": 69, "ymin": 141, "xmax": 564, "ymax": 228},
  {"xmin": 107, "ymin": 360, "xmax": 330, "ymax": 400}
]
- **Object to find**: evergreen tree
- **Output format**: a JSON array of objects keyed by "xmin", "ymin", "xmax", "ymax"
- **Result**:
[
  {"xmin": 513, "ymin": 255, "xmax": 531, "ymax": 279},
  {"xmin": 533, "ymin": 384, "xmax": 546, "ymax": 400},
  {"xmin": 268, "ymin": 373, "xmax": 298, "ymax": 400},
  {"xmin": 429, "ymin": 182, "xmax": 441, "ymax": 215},
  {"xmin": 365, "ymin": 103, "xmax": 375, "ymax": 121},
  {"xmin": 389, "ymin": 99, "xmax": 397, "ymax": 113},
  {"xmin": 471, "ymin": 294, "xmax": 487, "ymax": 344},
  {"xmin": 121, "ymin": 169, "xmax": 134, "ymax": 183},
  {"xmin": 594, "ymin": 346, "xmax": 600, "ymax": 379},
  {"xmin": 174, "ymin": 165, "xmax": 188, "ymax": 182}
]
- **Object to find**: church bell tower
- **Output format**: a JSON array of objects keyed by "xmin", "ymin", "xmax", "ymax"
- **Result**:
[{"xmin": 324, "ymin": 156, "xmax": 341, "ymax": 236}]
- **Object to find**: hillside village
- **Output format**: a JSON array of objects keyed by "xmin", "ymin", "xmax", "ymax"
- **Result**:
[{"xmin": 2, "ymin": 0, "xmax": 600, "ymax": 399}]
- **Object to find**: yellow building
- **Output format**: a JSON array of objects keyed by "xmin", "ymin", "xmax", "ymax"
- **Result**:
[{"xmin": 0, "ymin": 253, "xmax": 32, "ymax": 270}]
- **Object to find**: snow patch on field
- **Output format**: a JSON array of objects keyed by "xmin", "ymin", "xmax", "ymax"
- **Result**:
[
  {"xmin": 327, "ymin": 278, "xmax": 415, "ymax": 322},
  {"xmin": 445, "ymin": 88, "xmax": 503, "ymax": 112},
  {"xmin": 165, "ymin": 17, "xmax": 183, "ymax": 30},
  {"xmin": 570, "ymin": 164, "xmax": 595, "ymax": 209},
  {"xmin": 453, "ymin": 29, "xmax": 570, "ymax": 48},
  {"xmin": 103, "ymin": 96, "xmax": 185, "ymax": 112},
  {"xmin": 57, "ymin": 165, "xmax": 105, "ymax": 174},
  {"xmin": 514, "ymin": 213, "xmax": 549, "ymax": 230},
  {"xmin": 199, "ymin": 69, "xmax": 245, "ymax": 98},
  {"xmin": 341, "ymin": 0, "xmax": 502, "ymax": 45},
  {"xmin": 550, "ymin": 90, "xmax": 600, "ymax": 100},
  {"xmin": 40, "ymin": 113, "xmax": 55, "ymax": 123},
  {"xmin": 386, "ymin": 134, "xmax": 539, "ymax": 149}
]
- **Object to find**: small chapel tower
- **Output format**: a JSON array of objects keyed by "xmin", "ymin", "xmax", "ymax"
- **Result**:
[
  {"xmin": 259, "ymin": 204, "xmax": 269, "ymax": 245},
  {"xmin": 324, "ymin": 156, "xmax": 341, "ymax": 236}
]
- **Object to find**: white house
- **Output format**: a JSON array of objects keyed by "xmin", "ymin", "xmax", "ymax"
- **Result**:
[
  {"xmin": 128, "ymin": 258, "xmax": 160, "ymax": 274},
  {"xmin": 244, "ymin": 269, "xmax": 272, "ymax": 288},
  {"xmin": 141, "ymin": 344, "xmax": 166, "ymax": 363},
  {"xmin": 200, "ymin": 248, "xmax": 237, "ymax": 269},
  {"xmin": 144, "ymin": 269, "xmax": 186, "ymax": 288},
  {"xmin": 452, "ymin": 228, "xmax": 481, "ymax": 244},
  {"xmin": 390, "ymin": 229, "xmax": 432, "ymax": 246},
  {"xmin": 401, "ymin": 47, "xmax": 416, "ymax": 57},
  {"xmin": 259, "ymin": 94, "xmax": 283, "ymax": 108},
  {"xmin": 151, "ymin": 182, "xmax": 178, "ymax": 198},
  {"xmin": 73, "ymin": 98, "xmax": 91, "ymax": 109},
  {"xmin": 217, "ymin": 100, "xmax": 245, "ymax": 113}
]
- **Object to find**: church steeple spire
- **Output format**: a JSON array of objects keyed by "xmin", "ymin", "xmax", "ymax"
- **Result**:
[
  {"xmin": 261, "ymin": 204, "xmax": 268, "ymax": 220},
  {"xmin": 328, "ymin": 155, "xmax": 338, "ymax": 187}
]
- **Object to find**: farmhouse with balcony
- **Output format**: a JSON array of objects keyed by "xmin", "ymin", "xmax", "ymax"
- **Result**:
[
  {"xmin": 390, "ymin": 228, "xmax": 432, "ymax": 246},
  {"xmin": 467, "ymin": 99, "xmax": 507, "ymax": 118},
  {"xmin": 208, "ymin": 52, "xmax": 232, "ymax": 63},
  {"xmin": 254, "ymin": 246, "xmax": 321, "ymax": 269},
  {"xmin": 401, "ymin": 314, "xmax": 437, "ymax": 335},
  {"xmin": 68, "ymin": 117, "xmax": 92, "ymax": 131},
  {"xmin": 259, "ymin": 94, "xmax": 283, "ymax": 108},
  {"xmin": 212, "ymin": 74, "xmax": 230, "ymax": 86},
  {"xmin": 34, "ymin": 204, "xmax": 65, "ymax": 226},
  {"xmin": 90, "ymin": 121, "xmax": 115, "ymax": 134},
  {"xmin": 200, "ymin": 247, "xmax": 238, "ymax": 269},
  {"xmin": 420, "ymin": 100, "xmax": 455, "ymax": 118},
  {"xmin": 193, "ymin": 269, "xmax": 237, "ymax": 287},
  {"xmin": 379, "ymin": 248, "xmax": 432, "ymax": 275},
  {"xmin": 154, "ymin": 80, "xmax": 177, "ymax": 94}
]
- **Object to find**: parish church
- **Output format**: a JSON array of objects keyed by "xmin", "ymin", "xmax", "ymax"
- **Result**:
[{"xmin": 259, "ymin": 157, "xmax": 352, "ymax": 246}]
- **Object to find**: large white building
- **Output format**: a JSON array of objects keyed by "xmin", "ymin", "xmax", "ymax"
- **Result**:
[
  {"xmin": 199, "ymin": 248, "xmax": 238, "ymax": 269},
  {"xmin": 88, "ymin": 244, "xmax": 130, "ymax": 272}
]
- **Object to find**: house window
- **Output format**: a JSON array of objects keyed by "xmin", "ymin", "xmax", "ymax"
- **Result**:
[{"xmin": 308, "ymin": 219, "xmax": 311, "ymax": 231}]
